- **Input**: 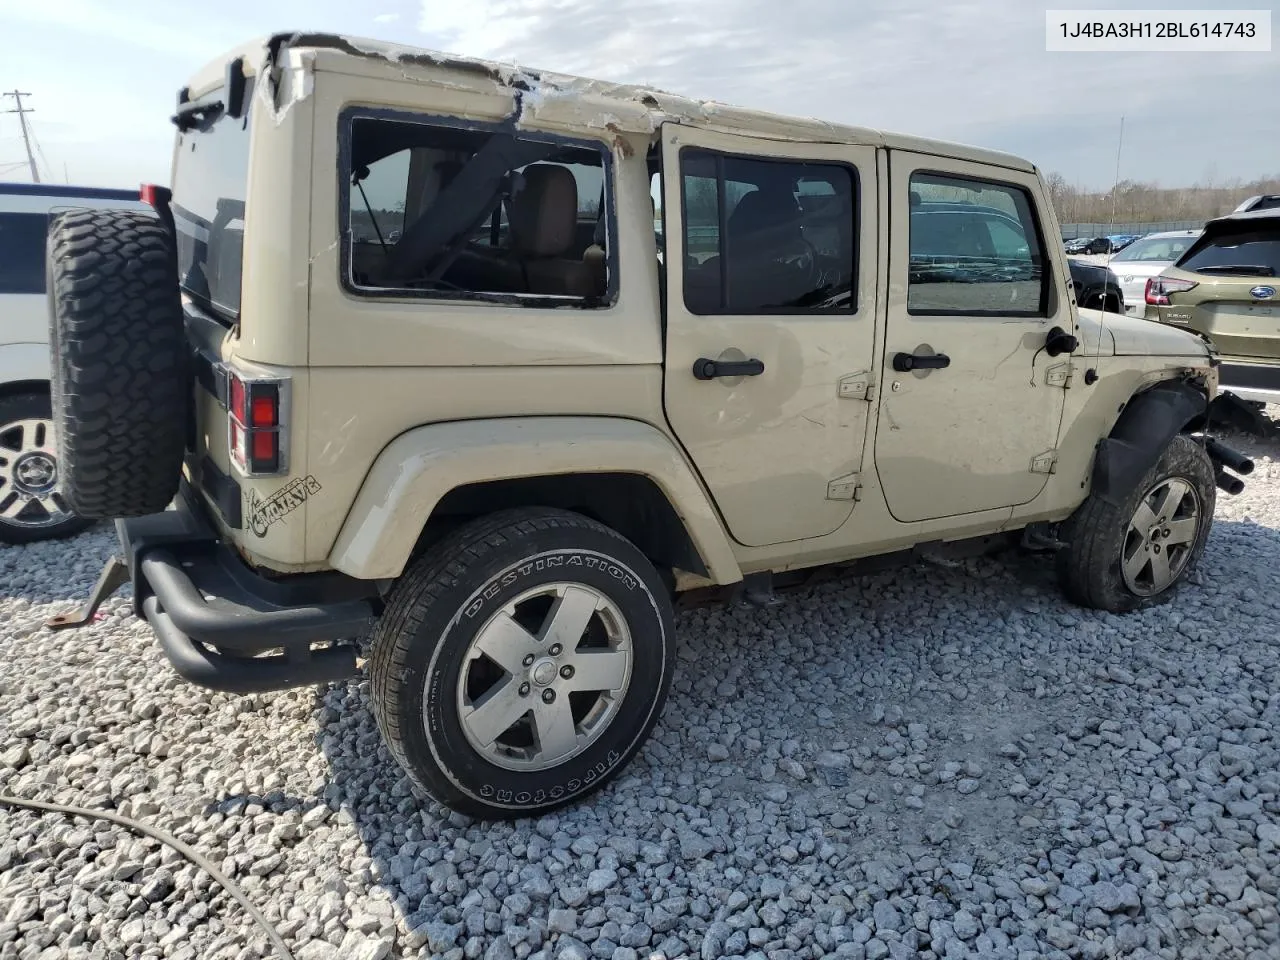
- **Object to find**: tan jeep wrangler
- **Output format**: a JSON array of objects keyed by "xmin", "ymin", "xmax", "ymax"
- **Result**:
[{"xmin": 45, "ymin": 33, "xmax": 1252, "ymax": 818}]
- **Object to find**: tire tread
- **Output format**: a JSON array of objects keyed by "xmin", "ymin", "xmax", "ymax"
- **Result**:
[
  {"xmin": 47, "ymin": 209, "xmax": 188, "ymax": 518},
  {"xmin": 369, "ymin": 508, "xmax": 643, "ymax": 815}
]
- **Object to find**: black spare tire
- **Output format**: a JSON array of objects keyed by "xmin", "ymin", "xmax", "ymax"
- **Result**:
[{"xmin": 47, "ymin": 209, "xmax": 189, "ymax": 519}]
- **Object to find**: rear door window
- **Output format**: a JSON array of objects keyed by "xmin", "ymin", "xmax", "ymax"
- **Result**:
[
  {"xmin": 0, "ymin": 212, "xmax": 48, "ymax": 294},
  {"xmin": 678, "ymin": 149, "xmax": 857, "ymax": 314}
]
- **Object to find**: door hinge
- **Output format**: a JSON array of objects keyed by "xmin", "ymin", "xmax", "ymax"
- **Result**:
[
  {"xmin": 1030, "ymin": 451, "xmax": 1058, "ymax": 475},
  {"xmin": 1045, "ymin": 362, "xmax": 1072, "ymax": 388},
  {"xmin": 827, "ymin": 473, "xmax": 863, "ymax": 501},
  {"xmin": 837, "ymin": 372, "xmax": 872, "ymax": 400}
]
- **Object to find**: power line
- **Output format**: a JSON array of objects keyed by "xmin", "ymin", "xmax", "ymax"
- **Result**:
[{"xmin": 2, "ymin": 91, "xmax": 40, "ymax": 183}]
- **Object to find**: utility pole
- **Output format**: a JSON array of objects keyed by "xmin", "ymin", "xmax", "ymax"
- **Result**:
[{"xmin": 3, "ymin": 91, "xmax": 40, "ymax": 183}]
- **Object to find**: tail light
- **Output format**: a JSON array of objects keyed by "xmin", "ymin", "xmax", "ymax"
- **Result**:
[
  {"xmin": 225, "ymin": 369, "xmax": 289, "ymax": 476},
  {"xmin": 1146, "ymin": 276, "xmax": 1198, "ymax": 306}
]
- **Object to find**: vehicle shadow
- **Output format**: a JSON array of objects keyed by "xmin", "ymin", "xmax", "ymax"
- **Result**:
[{"xmin": 295, "ymin": 512, "xmax": 1280, "ymax": 955}]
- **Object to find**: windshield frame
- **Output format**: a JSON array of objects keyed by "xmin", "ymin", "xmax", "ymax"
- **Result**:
[{"xmin": 337, "ymin": 105, "xmax": 619, "ymax": 308}]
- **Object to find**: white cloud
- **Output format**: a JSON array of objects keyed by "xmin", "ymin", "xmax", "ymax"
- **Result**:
[
  {"xmin": 0, "ymin": 0, "xmax": 1272, "ymax": 189},
  {"xmin": 415, "ymin": 0, "xmax": 1278, "ymax": 186}
]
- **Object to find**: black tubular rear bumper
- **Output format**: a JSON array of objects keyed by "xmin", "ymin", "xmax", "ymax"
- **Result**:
[{"xmin": 113, "ymin": 482, "xmax": 376, "ymax": 693}]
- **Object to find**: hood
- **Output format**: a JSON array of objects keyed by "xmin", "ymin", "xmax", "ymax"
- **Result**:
[{"xmin": 1086, "ymin": 308, "xmax": 1212, "ymax": 357}]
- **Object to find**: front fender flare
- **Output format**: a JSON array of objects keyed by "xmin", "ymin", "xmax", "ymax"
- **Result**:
[
  {"xmin": 1090, "ymin": 380, "xmax": 1207, "ymax": 507},
  {"xmin": 328, "ymin": 416, "xmax": 742, "ymax": 585}
]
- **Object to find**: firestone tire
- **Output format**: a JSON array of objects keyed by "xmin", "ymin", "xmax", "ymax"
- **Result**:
[
  {"xmin": 369, "ymin": 508, "xmax": 676, "ymax": 818},
  {"xmin": 47, "ymin": 208, "xmax": 188, "ymax": 519},
  {"xmin": 1057, "ymin": 434, "xmax": 1215, "ymax": 613}
]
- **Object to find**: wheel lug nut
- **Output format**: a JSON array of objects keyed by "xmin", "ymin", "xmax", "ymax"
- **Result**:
[
  {"xmin": 519, "ymin": 683, "xmax": 530, "ymax": 696},
  {"xmin": 560, "ymin": 665, "xmax": 574, "ymax": 679},
  {"xmin": 549, "ymin": 644, "xmax": 562, "ymax": 656},
  {"xmin": 542, "ymin": 689, "xmax": 555, "ymax": 704},
  {"xmin": 523, "ymin": 654, "xmax": 535, "ymax": 667}
]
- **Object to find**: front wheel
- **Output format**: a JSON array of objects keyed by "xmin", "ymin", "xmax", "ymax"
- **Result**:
[
  {"xmin": 369, "ymin": 508, "xmax": 675, "ymax": 818},
  {"xmin": 1057, "ymin": 434, "xmax": 1215, "ymax": 612}
]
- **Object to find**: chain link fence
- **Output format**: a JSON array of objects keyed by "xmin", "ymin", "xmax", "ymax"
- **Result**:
[{"xmin": 1059, "ymin": 220, "xmax": 1204, "ymax": 239}]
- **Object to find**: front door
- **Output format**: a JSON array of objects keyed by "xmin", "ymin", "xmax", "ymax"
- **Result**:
[
  {"xmin": 661, "ymin": 125, "xmax": 878, "ymax": 547},
  {"xmin": 873, "ymin": 153, "xmax": 1068, "ymax": 523}
]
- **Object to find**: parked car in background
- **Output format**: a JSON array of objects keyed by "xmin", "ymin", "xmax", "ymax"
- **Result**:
[
  {"xmin": 1233, "ymin": 195, "xmax": 1280, "ymax": 213},
  {"xmin": 1108, "ymin": 229, "xmax": 1202, "ymax": 316},
  {"xmin": 1107, "ymin": 234, "xmax": 1141, "ymax": 252},
  {"xmin": 0, "ymin": 182, "xmax": 150, "ymax": 542},
  {"xmin": 1066, "ymin": 257, "xmax": 1124, "ymax": 312},
  {"xmin": 1064, "ymin": 237, "xmax": 1090, "ymax": 254},
  {"xmin": 1147, "ymin": 209, "xmax": 1280, "ymax": 405},
  {"xmin": 1080, "ymin": 237, "xmax": 1115, "ymax": 254}
]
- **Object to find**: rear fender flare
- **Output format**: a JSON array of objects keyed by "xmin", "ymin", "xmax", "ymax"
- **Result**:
[
  {"xmin": 1090, "ymin": 380, "xmax": 1208, "ymax": 506},
  {"xmin": 328, "ymin": 416, "xmax": 742, "ymax": 585}
]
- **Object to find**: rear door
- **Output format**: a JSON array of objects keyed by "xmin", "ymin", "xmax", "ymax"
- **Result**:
[
  {"xmin": 874, "ymin": 154, "xmax": 1068, "ymax": 523},
  {"xmin": 661, "ymin": 125, "xmax": 879, "ymax": 547}
]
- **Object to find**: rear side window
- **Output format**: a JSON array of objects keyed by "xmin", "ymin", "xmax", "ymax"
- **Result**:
[
  {"xmin": 0, "ymin": 213, "xmax": 48, "ymax": 295},
  {"xmin": 342, "ymin": 112, "xmax": 613, "ymax": 306},
  {"xmin": 679, "ymin": 149, "xmax": 856, "ymax": 314},
  {"xmin": 908, "ymin": 173, "xmax": 1048, "ymax": 317},
  {"xmin": 171, "ymin": 78, "xmax": 253, "ymax": 323},
  {"xmin": 1178, "ymin": 227, "xmax": 1280, "ymax": 278}
]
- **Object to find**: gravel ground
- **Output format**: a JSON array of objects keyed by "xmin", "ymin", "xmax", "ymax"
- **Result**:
[{"xmin": 2, "ymin": 418, "xmax": 1278, "ymax": 960}]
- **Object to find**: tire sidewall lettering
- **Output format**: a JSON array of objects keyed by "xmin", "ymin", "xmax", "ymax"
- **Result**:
[{"xmin": 414, "ymin": 544, "xmax": 667, "ymax": 812}]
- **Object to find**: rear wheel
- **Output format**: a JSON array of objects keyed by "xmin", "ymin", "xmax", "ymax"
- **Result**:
[
  {"xmin": 369, "ymin": 508, "xmax": 675, "ymax": 818},
  {"xmin": 0, "ymin": 391, "xmax": 91, "ymax": 543},
  {"xmin": 1057, "ymin": 434, "xmax": 1215, "ymax": 612}
]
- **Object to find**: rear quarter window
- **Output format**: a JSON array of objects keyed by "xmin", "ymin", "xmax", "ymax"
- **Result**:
[{"xmin": 0, "ymin": 212, "xmax": 48, "ymax": 295}]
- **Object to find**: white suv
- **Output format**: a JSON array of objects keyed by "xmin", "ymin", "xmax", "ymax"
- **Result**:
[{"xmin": 0, "ymin": 182, "xmax": 150, "ymax": 542}]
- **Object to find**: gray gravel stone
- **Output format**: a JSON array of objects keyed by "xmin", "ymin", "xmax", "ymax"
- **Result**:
[
  {"xmin": 5, "ymin": 431, "xmax": 1280, "ymax": 960},
  {"xmin": 549, "ymin": 910, "xmax": 579, "ymax": 935},
  {"xmin": 872, "ymin": 901, "xmax": 902, "ymax": 933}
]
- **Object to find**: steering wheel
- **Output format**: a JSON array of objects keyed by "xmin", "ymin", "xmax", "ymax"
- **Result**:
[{"xmin": 780, "ymin": 237, "xmax": 820, "ymax": 287}]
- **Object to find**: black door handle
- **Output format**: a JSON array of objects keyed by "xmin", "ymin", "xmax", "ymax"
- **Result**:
[
  {"xmin": 892, "ymin": 352, "xmax": 951, "ymax": 372},
  {"xmin": 692, "ymin": 357, "xmax": 766, "ymax": 380}
]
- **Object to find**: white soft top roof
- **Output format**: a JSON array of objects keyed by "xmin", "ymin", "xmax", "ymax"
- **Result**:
[{"xmin": 189, "ymin": 33, "xmax": 1036, "ymax": 174}]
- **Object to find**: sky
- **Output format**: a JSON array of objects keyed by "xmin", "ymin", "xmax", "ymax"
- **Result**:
[{"xmin": 0, "ymin": 0, "xmax": 1276, "ymax": 192}]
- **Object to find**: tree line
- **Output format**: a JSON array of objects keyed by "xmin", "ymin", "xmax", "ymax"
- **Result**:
[{"xmin": 1044, "ymin": 172, "xmax": 1280, "ymax": 225}]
